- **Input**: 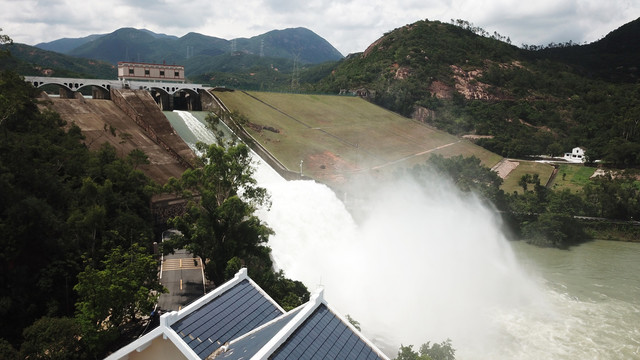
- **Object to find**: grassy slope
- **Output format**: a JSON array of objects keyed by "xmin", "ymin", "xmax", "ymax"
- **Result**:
[
  {"xmin": 215, "ymin": 90, "xmax": 502, "ymax": 188},
  {"xmin": 501, "ymin": 161, "xmax": 556, "ymax": 194}
]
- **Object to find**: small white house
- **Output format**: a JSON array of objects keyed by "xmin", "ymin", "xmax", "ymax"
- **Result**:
[{"xmin": 564, "ymin": 147, "xmax": 586, "ymax": 163}]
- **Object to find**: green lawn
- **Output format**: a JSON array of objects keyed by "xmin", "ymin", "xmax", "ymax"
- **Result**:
[
  {"xmin": 549, "ymin": 164, "xmax": 596, "ymax": 192},
  {"xmin": 215, "ymin": 90, "xmax": 501, "ymax": 188},
  {"xmin": 501, "ymin": 161, "xmax": 556, "ymax": 194}
]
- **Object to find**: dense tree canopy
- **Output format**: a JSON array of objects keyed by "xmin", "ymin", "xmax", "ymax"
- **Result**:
[
  {"xmin": 163, "ymin": 141, "xmax": 309, "ymax": 309},
  {"xmin": 74, "ymin": 243, "xmax": 164, "ymax": 353},
  {"xmin": 395, "ymin": 339, "xmax": 456, "ymax": 360},
  {"xmin": 163, "ymin": 141, "xmax": 272, "ymax": 284},
  {"xmin": 0, "ymin": 63, "xmax": 157, "ymax": 357},
  {"xmin": 411, "ymin": 154, "xmax": 506, "ymax": 211}
]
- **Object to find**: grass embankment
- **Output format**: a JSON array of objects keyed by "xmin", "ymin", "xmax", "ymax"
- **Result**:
[{"xmin": 214, "ymin": 90, "xmax": 501, "ymax": 188}]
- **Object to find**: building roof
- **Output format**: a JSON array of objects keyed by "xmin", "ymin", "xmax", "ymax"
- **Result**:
[
  {"xmin": 104, "ymin": 269, "xmax": 389, "ymax": 360},
  {"xmin": 172, "ymin": 279, "xmax": 284, "ymax": 358}
]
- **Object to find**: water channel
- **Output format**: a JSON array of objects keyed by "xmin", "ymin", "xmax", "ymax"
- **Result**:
[{"xmin": 165, "ymin": 110, "xmax": 640, "ymax": 359}]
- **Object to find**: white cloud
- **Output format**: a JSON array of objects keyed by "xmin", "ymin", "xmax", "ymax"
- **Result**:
[{"xmin": 0, "ymin": 0, "xmax": 638, "ymax": 54}]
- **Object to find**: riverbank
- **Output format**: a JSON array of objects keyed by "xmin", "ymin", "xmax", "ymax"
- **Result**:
[{"xmin": 585, "ymin": 222, "xmax": 640, "ymax": 242}]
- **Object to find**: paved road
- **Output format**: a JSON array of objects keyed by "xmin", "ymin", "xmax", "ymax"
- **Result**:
[{"xmin": 157, "ymin": 249, "xmax": 205, "ymax": 312}]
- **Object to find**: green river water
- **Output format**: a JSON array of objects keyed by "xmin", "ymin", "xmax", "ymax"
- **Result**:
[{"xmin": 509, "ymin": 239, "xmax": 640, "ymax": 359}]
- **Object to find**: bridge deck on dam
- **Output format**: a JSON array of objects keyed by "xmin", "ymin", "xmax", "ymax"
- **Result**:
[{"xmin": 24, "ymin": 75, "xmax": 205, "ymax": 96}]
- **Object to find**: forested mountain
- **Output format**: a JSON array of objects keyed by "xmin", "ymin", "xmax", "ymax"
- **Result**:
[
  {"xmin": 34, "ymin": 27, "xmax": 343, "ymax": 78},
  {"xmin": 315, "ymin": 18, "xmax": 640, "ymax": 166},
  {"xmin": 34, "ymin": 33, "xmax": 104, "ymax": 54},
  {"xmin": 0, "ymin": 43, "xmax": 116, "ymax": 79},
  {"xmin": 534, "ymin": 17, "xmax": 640, "ymax": 83}
]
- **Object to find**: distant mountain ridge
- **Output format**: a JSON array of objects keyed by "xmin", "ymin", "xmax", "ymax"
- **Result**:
[
  {"xmin": 0, "ymin": 43, "xmax": 116, "ymax": 79},
  {"xmin": 35, "ymin": 33, "xmax": 104, "ymax": 54},
  {"xmin": 35, "ymin": 27, "xmax": 344, "ymax": 76}
]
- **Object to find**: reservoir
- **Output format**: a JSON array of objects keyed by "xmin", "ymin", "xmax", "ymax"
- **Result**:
[{"xmin": 166, "ymin": 110, "xmax": 640, "ymax": 359}]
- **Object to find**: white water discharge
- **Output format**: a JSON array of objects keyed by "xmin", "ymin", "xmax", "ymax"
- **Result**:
[
  {"xmin": 172, "ymin": 111, "xmax": 640, "ymax": 360},
  {"xmin": 253, "ymin": 166, "xmax": 546, "ymax": 359}
]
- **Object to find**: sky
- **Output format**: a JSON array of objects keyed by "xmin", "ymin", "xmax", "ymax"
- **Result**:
[{"xmin": 1, "ymin": 0, "xmax": 639, "ymax": 56}]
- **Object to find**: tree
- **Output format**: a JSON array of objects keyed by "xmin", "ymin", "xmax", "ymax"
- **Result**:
[
  {"xmin": 420, "ymin": 339, "xmax": 456, "ymax": 360},
  {"xmin": 414, "ymin": 154, "xmax": 505, "ymax": 208},
  {"xmin": 164, "ymin": 141, "xmax": 272, "ymax": 285},
  {"xmin": 163, "ymin": 141, "xmax": 309, "ymax": 308},
  {"xmin": 0, "ymin": 28, "xmax": 12, "ymax": 58},
  {"xmin": 346, "ymin": 315, "xmax": 361, "ymax": 331},
  {"xmin": 74, "ymin": 243, "xmax": 164, "ymax": 355},
  {"xmin": 395, "ymin": 345, "xmax": 422, "ymax": 360},
  {"xmin": 126, "ymin": 148, "xmax": 149, "ymax": 170},
  {"xmin": 0, "ymin": 339, "xmax": 18, "ymax": 360},
  {"xmin": 20, "ymin": 317, "xmax": 85, "ymax": 360},
  {"xmin": 547, "ymin": 142, "xmax": 564, "ymax": 157},
  {"xmin": 395, "ymin": 339, "xmax": 456, "ymax": 360}
]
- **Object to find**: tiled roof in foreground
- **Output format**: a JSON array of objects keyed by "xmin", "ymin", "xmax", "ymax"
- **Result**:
[
  {"xmin": 270, "ymin": 304, "xmax": 384, "ymax": 360},
  {"xmin": 104, "ymin": 268, "xmax": 389, "ymax": 360},
  {"xmin": 172, "ymin": 279, "xmax": 284, "ymax": 358},
  {"xmin": 217, "ymin": 289, "xmax": 387, "ymax": 360}
]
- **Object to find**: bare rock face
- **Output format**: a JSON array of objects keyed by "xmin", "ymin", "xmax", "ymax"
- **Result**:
[
  {"xmin": 412, "ymin": 105, "xmax": 437, "ymax": 123},
  {"xmin": 428, "ymin": 80, "xmax": 453, "ymax": 99},
  {"xmin": 450, "ymin": 65, "xmax": 497, "ymax": 100},
  {"xmin": 394, "ymin": 65, "xmax": 412, "ymax": 80}
]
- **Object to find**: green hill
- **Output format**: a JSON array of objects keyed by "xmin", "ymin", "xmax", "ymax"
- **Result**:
[
  {"xmin": 535, "ymin": 17, "xmax": 640, "ymax": 83},
  {"xmin": 34, "ymin": 33, "xmax": 104, "ymax": 54},
  {"xmin": 48, "ymin": 27, "xmax": 342, "ymax": 76},
  {"xmin": 315, "ymin": 19, "xmax": 640, "ymax": 166},
  {"xmin": 29, "ymin": 27, "xmax": 343, "ymax": 83},
  {"xmin": 0, "ymin": 43, "xmax": 116, "ymax": 78}
]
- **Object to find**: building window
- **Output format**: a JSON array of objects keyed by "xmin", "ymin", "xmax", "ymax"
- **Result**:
[
  {"xmin": 128, "ymin": 68, "xmax": 134, "ymax": 75},
  {"xmin": 144, "ymin": 69, "xmax": 150, "ymax": 76},
  {"xmin": 174, "ymin": 71, "xmax": 180, "ymax": 77},
  {"xmin": 160, "ymin": 70, "xmax": 165, "ymax": 76}
]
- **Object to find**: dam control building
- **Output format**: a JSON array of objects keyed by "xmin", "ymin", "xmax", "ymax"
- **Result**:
[{"xmin": 118, "ymin": 61, "xmax": 185, "ymax": 83}]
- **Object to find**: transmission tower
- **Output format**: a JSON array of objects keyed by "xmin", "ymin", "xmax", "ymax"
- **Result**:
[
  {"xmin": 260, "ymin": 39, "xmax": 265, "ymax": 57},
  {"xmin": 230, "ymin": 39, "xmax": 237, "ymax": 52}
]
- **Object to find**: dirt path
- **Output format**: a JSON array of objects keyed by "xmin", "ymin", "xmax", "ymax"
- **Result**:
[{"xmin": 370, "ymin": 141, "xmax": 461, "ymax": 170}]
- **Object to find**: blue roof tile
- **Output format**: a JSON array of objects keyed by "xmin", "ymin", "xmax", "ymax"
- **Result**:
[
  {"xmin": 270, "ymin": 304, "xmax": 385, "ymax": 360},
  {"xmin": 171, "ymin": 279, "xmax": 283, "ymax": 358},
  {"xmin": 220, "ymin": 308, "xmax": 302, "ymax": 360}
]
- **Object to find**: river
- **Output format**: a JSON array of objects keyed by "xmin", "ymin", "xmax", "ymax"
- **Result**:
[{"xmin": 166, "ymin": 111, "xmax": 640, "ymax": 359}]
